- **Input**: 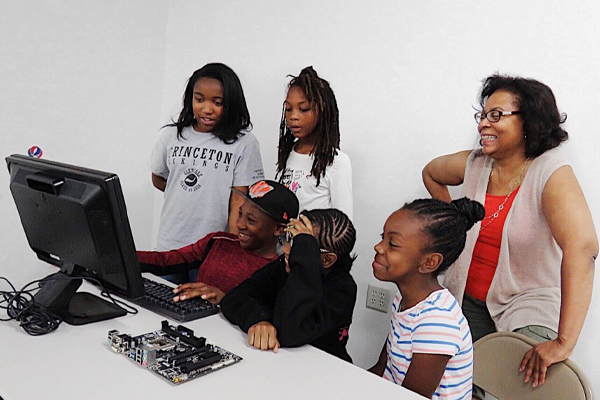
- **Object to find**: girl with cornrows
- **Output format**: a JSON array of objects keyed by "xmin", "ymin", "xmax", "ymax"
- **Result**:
[
  {"xmin": 370, "ymin": 198, "xmax": 484, "ymax": 399},
  {"xmin": 221, "ymin": 209, "xmax": 357, "ymax": 362},
  {"xmin": 276, "ymin": 66, "xmax": 353, "ymax": 220},
  {"xmin": 422, "ymin": 74, "xmax": 597, "ymax": 392}
]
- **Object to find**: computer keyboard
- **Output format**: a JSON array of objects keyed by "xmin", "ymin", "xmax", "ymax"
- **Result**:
[{"xmin": 133, "ymin": 278, "xmax": 219, "ymax": 322}]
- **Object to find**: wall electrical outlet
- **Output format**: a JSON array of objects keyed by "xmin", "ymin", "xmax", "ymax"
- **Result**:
[{"xmin": 366, "ymin": 284, "xmax": 392, "ymax": 312}]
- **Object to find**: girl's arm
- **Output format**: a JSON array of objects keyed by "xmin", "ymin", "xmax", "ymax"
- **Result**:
[
  {"xmin": 136, "ymin": 234, "xmax": 214, "ymax": 273},
  {"xmin": 422, "ymin": 150, "xmax": 471, "ymax": 202},
  {"xmin": 151, "ymin": 173, "xmax": 167, "ymax": 192},
  {"xmin": 228, "ymin": 186, "xmax": 247, "ymax": 234},
  {"xmin": 149, "ymin": 130, "xmax": 170, "ymax": 191},
  {"xmin": 368, "ymin": 341, "xmax": 388, "ymax": 376},
  {"xmin": 369, "ymin": 334, "xmax": 453, "ymax": 397},
  {"xmin": 520, "ymin": 165, "xmax": 598, "ymax": 387},
  {"xmin": 402, "ymin": 353, "xmax": 452, "ymax": 398}
]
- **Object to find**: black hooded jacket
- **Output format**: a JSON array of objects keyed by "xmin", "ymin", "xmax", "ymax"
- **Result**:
[{"xmin": 220, "ymin": 234, "xmax": 357, "ymax": 362}]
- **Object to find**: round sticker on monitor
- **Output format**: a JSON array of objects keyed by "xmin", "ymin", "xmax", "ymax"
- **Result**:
[{"xmin": 28, "ymin": 146, "xmax": 43, "ymax": 158}]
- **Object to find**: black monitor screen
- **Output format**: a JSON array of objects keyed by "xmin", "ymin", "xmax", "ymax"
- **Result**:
[{"xmin": 6, "ymin": 154, "xmax": 144, "ymax": 324}]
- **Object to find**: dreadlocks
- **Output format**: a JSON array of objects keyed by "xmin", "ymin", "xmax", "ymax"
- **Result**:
[
  {"xmin": 301, "ymin": 209, "xmax": 356, "ymax": 272},
  {"xmin": 277, "ymin": 66, "xmax": 340, "ymax": 186},
  {"xmin": 403, "ymin": 197, "xmax": 485, "ymax": 276}
]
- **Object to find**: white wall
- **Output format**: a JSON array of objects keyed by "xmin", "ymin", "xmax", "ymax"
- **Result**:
[
  {"xmin": 1, "ymin": 0, "xmax": 599, "ymax": 393},
  {"xmin": 0, "ymin": 0, "xmax": 168, "ymax": 267}
]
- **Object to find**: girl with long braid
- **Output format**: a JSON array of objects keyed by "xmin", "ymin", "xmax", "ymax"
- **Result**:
[
  {"xmin": 221, "ymin": 208, "xmax": 357, "ymax": 362},
  {"xmin": 276, "ymin": 66, "xmax": 353, "ymax": 220},
  {"xmin": 369, "ymin": 198, "xmax": 484, "ymax": 400}
]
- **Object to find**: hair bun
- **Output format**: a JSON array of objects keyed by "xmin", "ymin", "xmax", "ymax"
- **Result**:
[{"xmin": 451, "ymin": 197, "xmax": 485, "ymax": 230}]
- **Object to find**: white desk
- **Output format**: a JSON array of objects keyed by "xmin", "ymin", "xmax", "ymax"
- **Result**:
[{"xmin": 0, "ymin": 261, "xmax": 423, "ymax": 400}]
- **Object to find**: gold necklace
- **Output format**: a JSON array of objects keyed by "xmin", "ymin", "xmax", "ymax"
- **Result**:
[{"xmin": 480, "ymin": 158, "xmax": 530, "ymax": 231}]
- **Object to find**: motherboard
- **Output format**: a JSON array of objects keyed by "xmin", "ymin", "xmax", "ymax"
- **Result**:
[{"xmin": 108, "ymin": 320, "xmax": 242, "ymax": 384}]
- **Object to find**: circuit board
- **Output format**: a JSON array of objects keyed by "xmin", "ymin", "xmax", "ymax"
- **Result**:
[{"xmin": 108, "ymin": 320, "xmax": 242, "ymax": 384}]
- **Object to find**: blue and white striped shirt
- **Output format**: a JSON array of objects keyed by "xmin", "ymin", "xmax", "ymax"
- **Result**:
[{"xmin": 383, "ymin": 288, "xmax": 473, "ymax": 400}]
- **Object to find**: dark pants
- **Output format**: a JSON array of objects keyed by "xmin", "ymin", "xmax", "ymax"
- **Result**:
[
  {"xmin": 462, "ymin": 294, "xmax": 496, "ymax": 342},
  {"xmin": 462, "ymin": 294, "xmax": 557, "ymax": 342}
]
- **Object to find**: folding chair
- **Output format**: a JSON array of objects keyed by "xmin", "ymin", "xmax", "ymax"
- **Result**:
[{"xmin": 473, "ymin": 331, "xmax": 593, "ymax": 400}]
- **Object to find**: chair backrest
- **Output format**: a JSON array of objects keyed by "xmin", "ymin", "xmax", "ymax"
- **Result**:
[{"xmin": 473, "ymin": 331, "xmax": 593, "ymax": 400}]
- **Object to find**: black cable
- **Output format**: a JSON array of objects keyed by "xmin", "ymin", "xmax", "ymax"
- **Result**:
[
  {"xmin": 37, "ymin": 274, "xmax": 139, "ymax": 316},
  {"xmin": 0, "ymin": 277, "xmax": 62, "ymax": 335},
  {"xmin": 100, "ymin": 290, "xmax": 138, "ymax": 315},
  {"xmin": 0, "ymin": 275, "xmax": 138, "ymax": 336}
]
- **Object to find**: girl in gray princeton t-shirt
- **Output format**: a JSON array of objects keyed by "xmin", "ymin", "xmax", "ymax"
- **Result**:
[
  {"xmin": 150, "ymin": 125, "xmax": 264, "ymax": 250},
  {"xmin": 150, "ymin": 63, "xmax": 264, "ymax": 251}
]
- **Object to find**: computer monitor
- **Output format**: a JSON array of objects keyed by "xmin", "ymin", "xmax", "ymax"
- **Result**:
[{"xmin": 6, "ymin": 154, "xmax": 145, "ymax": 325}]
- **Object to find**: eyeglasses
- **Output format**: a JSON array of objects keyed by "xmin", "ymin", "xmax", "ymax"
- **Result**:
[
  {"xmin": 474, "ymin": 110, "xmax": 521, "ymax": 124},
  {"xmin": 283, "ymin": 231, "xmax": 332, "ymax": 254}
]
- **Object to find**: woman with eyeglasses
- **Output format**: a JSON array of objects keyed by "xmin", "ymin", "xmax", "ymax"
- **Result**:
[{"xmin": 422, "ymin": 74, "xmax": 597, "ymax": 392}]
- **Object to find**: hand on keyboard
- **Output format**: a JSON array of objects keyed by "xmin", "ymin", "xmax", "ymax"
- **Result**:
[
  {"xmin": 173, "ymin": 282, "xmax": 226, "ymax": 305},
  {"xmin": 139, "ymin": 278, "xmax": 218, "ymax": 322}
]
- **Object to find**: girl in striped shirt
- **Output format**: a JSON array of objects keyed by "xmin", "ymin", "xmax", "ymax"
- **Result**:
[{"xmin": 369, "ymin": 198, "xmax": 484, "ymax": 400}]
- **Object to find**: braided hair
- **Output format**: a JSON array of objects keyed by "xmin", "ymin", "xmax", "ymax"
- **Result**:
[
  {"xmin": 403, "ymin": 197, "xmax": 485, "ymax": 276},
  {"xmin": 301, "ymin": 209, "xmax": 356, "ymax": 272},
  {"xmin": 276, "ymin": 66, "xmax": 340, "ymax": 186}
]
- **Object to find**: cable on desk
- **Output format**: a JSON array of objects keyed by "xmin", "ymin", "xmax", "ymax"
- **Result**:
[
  {"xmin": 0, "ymin": 276, "xmax": 62, "ymax": 335},
  {"xmin": 100, "ymin": 290, "xmax": 138, "ymax": 315},
  {"xmin": 0, "ymin": 275, "xmax": 138, "ymax": 335}
]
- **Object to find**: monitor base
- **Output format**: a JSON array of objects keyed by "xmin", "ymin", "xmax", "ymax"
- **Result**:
[
  {"xmin": 60, "ymin": 292, "xmax": 126, "ymax": 325},
  {"xmin": 34, "ymin": 271, "xmax": 126, "ymax": 326}
]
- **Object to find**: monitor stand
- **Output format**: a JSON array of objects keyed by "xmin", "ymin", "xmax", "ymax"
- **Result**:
[{"xmin": 34, "ymin": 269, "xmax": 126, "ymax": 325}]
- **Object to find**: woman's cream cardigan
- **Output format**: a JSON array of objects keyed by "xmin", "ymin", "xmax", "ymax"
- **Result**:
[{"xmin": 444, "ymin": 148, "xmax": 568, "ymax": 332}]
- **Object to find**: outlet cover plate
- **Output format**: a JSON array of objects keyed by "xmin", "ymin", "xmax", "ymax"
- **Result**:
[{"xmin": 366, "ymin": 284, "xmax": 392, "ymax": 312}]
